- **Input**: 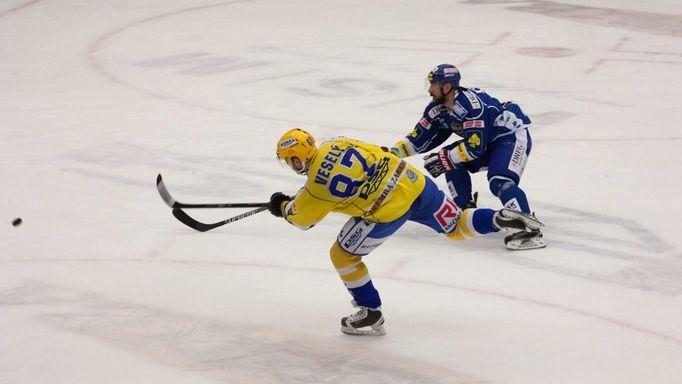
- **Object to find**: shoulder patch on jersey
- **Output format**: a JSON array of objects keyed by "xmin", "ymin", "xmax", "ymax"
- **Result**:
[
  {"xmin": 453, "ymin": 102, "xmax": 467, "ymax": 118},
  {"xmin": 427, "ymin": 105, "xmax": 443, "ymax": 119},
  {"xmin": 463, "ymin": 90, "xmax": 481, "ymax": 110}
]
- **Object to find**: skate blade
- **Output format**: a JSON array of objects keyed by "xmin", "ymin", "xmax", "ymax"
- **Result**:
[
  {"xmin": 505, "ymin": 234, "xmax": 546, "ymax": 250},
  {"xmin": 341, "ymin": 324, "xmax": 386, "ymax": 336}
]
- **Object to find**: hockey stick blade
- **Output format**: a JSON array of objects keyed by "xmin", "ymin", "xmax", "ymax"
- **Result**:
[
  {"xmin": 156, "ymin": 174, "xmax": 178, "ymax": 208},
  {"xmin": 156, "ymin": 174, "xmax": 267, "ymax": 209},
  {"xmin": 172, "ymin": 206, "xmax": 268, "ymax": 232}
]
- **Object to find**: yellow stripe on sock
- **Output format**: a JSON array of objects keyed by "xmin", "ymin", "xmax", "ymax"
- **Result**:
[{"xmin": 446, "ymin": 208, "xmax": 478, "ymax": 240}]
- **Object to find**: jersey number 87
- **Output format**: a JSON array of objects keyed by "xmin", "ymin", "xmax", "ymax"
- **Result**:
[{"xmin": 329, "ymin": 148, "xmax": 375, "ymax": 198}]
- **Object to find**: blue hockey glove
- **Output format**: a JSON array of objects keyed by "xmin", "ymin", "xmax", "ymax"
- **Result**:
[
  {"xmin": 423, "ymin": 149, "xmax": 455, "ymax": 178},
  {"xmin": 268, "ymin": 192, "xmax": 292, "ymax": 217}
]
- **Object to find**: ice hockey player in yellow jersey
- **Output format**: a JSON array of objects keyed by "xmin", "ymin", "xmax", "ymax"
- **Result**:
[{"xmin": 268, "ymin": 128, "xmax": 543, "ymax": 336}]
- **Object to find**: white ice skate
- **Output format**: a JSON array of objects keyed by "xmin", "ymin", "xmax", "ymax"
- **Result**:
[
  {"xmin": 494, "ymin": 209, "xmax": 546, "ymax": 250},
  {"xmin": 341, "ymin": 307, "xmax": 386, "ymax": 336}
]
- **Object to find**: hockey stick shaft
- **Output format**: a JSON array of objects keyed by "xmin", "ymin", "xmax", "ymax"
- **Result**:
[
  {"xmin": 157, "ymin": 174, "xmax": 268, "ymax": 209},
  {"xmin": 172, "ymin": 206, "xmax": 268, "ymax": 232}
]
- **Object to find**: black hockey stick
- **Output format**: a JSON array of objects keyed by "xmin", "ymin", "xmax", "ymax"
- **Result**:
[
  {"xmin": 172, "ymin": 206, "xmax": 268, "ymax": 232},
  {"xmin": 156, "ymin": 174, "xmax": 268, "ymax": 209}
]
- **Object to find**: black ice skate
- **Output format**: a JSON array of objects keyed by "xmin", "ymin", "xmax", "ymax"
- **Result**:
[
  {"xmin": 493, "ymin": 209, "xmax": 546, "ymax": 250},
  {"xmin": 341, "ymin": 307, "xmax": 386, "ymax": 336},
  {"xmin": 493, "ymin": 209, "xmax": 543, "ymax": 231}
]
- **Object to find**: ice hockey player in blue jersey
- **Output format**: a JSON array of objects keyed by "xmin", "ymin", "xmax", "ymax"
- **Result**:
[{"xmin": 389, "ymin": 64, "xmax": 545, "ymax": 250}]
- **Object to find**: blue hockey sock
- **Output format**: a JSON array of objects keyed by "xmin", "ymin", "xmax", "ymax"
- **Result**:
[
  {"xmin": 499, "ymin": 185, "xmax": 530, "ymax": 213},
  {"xmin": 471, "ymin": 208, "xmax": 499, "ymax": 234},
  {"xmin": 447, "ymin": 208, "xmax": 499, "ymax": 240},
  {"xmin": 445, "ymin": 167, "xmax": 473, "ymax": 207},
  {"xmin": 349, "ymin": 280, "xmax": 382, "ymax": 309},
  {"xmin": 489, "ymin": 177, "xmax": 531, "ymax": 213}
]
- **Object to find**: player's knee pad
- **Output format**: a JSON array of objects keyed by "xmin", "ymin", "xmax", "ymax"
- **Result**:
[
  {"xmin": 489, "ymin": 176, "xmax": 516, "ymax": 198},
  {"xmin": 330, "ymin": 242, "xmax": 370, "ymax": 287},
  {"xmin": 489, "ymin": 176, "xmax": 530, "ymax": 212},
  {"xmin": 330, "ymin": 242, "xmax": 360, "ymax": 268}
]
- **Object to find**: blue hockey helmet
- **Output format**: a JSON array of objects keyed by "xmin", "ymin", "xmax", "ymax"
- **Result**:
[{"xmin": 427, "ymin": 64, "xmax": 461, "ymax": 88}]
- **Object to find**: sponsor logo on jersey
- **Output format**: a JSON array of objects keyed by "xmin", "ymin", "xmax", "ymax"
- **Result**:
[
  {"xmin": 406, "ymin": 169, "xmax": 417, "ymax": 183},
  {"xmin": 419, "ymin": 117, "xmax": 431, "ymax": 129},
  {"xmin": 344, "ymin": 227, "xmax": 364, "ymax": 248},
  {"xmin": 450, "ymin": 121, "xmax": 463, "ymax": 134},
  {"xmin": 467, "ymin": 133, "xmax": 481, "ymax": 148},
  {"xmin": 359, "ymin": 157, "xmax": 389, "ymax": 200},
  {"xmin": 504, "ymin": 198, "xmax": 520, "ymax": 211},
  {"xmin": 463, "ymin": 120, "xmax": 484, "ymax": 129},
  {"xmin": 463, "ymin": 90, "xmax": 481, "ymax": 109},
  {"xmin": 427, "ymin": 105, "xmax": 442, "ymax": 119},
  {"xmin": 509, "ymin": 143, "xmax": 525, "ymax": 174},
  {"xmin": 453, "ymin": 102, "xmax": 467, "ymax": 118},
  {"xmin": 434, "ymin": 198, "xmax": 460, "ymax": 233},
  {"xmin": 408, "ymin": 127, "xmax": 419, "ymax": 138}
]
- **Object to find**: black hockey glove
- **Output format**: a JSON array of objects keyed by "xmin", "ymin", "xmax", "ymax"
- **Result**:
[
  {"xmin": 423, "ymin": 148, "xmax": 455, "ymax": 178},
  {"xmin": 268, "ymin": 192, "xmax": 292, "ymax": 218}
]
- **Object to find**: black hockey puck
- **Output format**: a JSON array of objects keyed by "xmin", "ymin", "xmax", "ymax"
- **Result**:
[{"xmin": 12, "ymin": 217, "xmax": 22, "ymax": 227}]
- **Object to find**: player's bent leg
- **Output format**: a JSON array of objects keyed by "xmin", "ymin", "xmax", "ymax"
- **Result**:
[
  {"xmin": 331, "ymin": 217, "xmax": 405, "ymax": 336},
  {"xmin": 446, "ymin": 208, "xmax": 499, "ymax": 240},
  {"xmin": 489, "ymin": 175, "xmax": 530, "ymax": 213},
  {"xmin": 330, "ymin": 242, "xmax": 380, "ymax": 308},
  {"xmin": 411, "ymin": 180, "xmax": 501, "ymax": 241},
  {"xmin": 446, "ymin": 208, "xmax": 546, "ymax": 250},
  {"xmin": 445, "ymin": 166, "xmax": 474, "ymax": 208},
  {"xmin": 485, "ymin": 132, "xmax": 544, "ymax": 249},
  {"xmin": 330, "ymin": 243, "xmax": 386, "ymax": 336}
]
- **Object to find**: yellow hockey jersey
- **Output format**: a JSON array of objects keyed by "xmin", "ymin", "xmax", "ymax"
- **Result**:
[{"xmin": 282, "ymin": 137, "xmax": 426, "ymax": 229}]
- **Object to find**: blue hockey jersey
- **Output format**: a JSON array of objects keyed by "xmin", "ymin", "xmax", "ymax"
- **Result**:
[{"xmin": 394, "ymin": 88, "xmax": 531, "ymax": 164}]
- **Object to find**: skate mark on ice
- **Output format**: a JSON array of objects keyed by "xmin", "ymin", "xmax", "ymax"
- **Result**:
[
  {"xmin": 4, "ymin": 265, "xmax": 682, "ymax": 350},
  {"xmin": 497, "ymin": 202, "xmax": 682, "ymax": 295},
  {"xmin": 0, "ymin": 281, "xmax": 487, "ymax": 384}
]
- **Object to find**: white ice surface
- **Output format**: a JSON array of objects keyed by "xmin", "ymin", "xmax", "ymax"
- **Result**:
[{"xmin": 1, "ymin": 1, "xmax": 681, "ymax": 383}]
